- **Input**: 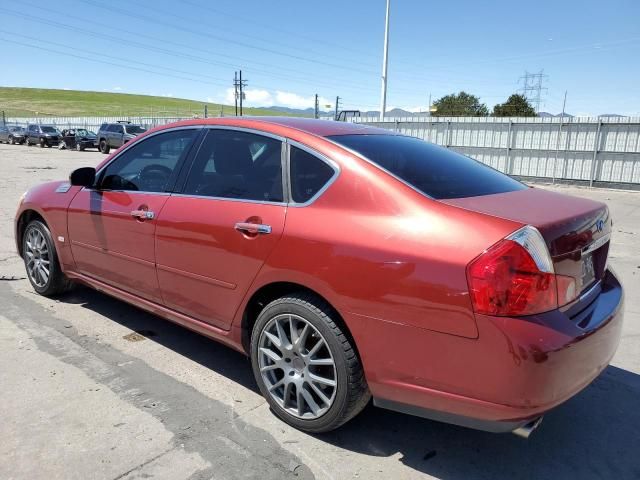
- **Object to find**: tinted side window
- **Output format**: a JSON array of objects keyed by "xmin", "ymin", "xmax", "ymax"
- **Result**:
[
  {"xmin": 328, "ymin": 134, "xmax": 527, "ymax": 200},
  {"xmin": 100, "ymin": 129, "xmax": 197, "ymax": 192},
  {"xmin": 290, "ymin": 146, "xmax": 335, "ymax": 203},
  {"xmin": 183, "ymin": 129, "xmax": 283, "ymax": 202}
]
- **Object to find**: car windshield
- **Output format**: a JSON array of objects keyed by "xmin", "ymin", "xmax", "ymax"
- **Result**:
[
  {"xmin": 329, "ymin": 134, "xmax": 527, "ymax": 200},
  {"xmin": 10, "ymin": 127, "xmax": 24, "ymax": 132},
  {"xmin": 76, "ymin": 129, "xmax": 95, "ymax": 136},
  {"xmin": 125, "ymin": 125, "xmax": 146, "ymax": 134},
  {"xmin": 41, "ymin": 126, "xmax": 58, "ymax": 133}
]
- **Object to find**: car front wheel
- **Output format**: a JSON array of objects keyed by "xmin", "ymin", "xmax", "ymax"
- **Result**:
[
  {"xmin": 251, "ymin": 293, "xmax": 370, "ymax": 433},
  {"xmin": 22, "ymin": 220, "xmax": 72, "ymax": 297},
  {"xmin": 39, "ymin": 138, "xmax": 46, "ymax": 148}
]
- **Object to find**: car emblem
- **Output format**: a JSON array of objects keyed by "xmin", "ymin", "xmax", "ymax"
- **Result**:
[{"xmin": 595, "ymin": 219, "xmax": 605, "ymax": 233}]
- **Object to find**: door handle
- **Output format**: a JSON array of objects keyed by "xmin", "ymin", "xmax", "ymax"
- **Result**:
[
  {"xmin": 234, "ymin": 222, "xmax": 271, "ymax": 235},
  {"xmin": 131, "ymin": 209, "xmax": 155, "ymax": 220}
]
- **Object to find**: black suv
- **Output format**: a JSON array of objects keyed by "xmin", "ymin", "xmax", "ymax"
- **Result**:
[
  {"xmin": 97, "ymin": 121, "xmax": 146, "ymax": 154},
  {"xmin": 25, "ymin": 124, "xmax": 61, "ymax": 147}
]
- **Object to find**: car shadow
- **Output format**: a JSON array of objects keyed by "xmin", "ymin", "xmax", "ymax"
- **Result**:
[{"xmin": 61, "ymin": 286, "xmax": 640, "ymax": 479}]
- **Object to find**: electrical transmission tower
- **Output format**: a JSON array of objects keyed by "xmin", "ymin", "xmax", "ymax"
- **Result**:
[{"xmin": 519, "ymin": 70, "xmax": 548, "ymax": 113}]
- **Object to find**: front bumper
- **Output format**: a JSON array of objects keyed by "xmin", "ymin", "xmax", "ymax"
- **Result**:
[{"xmin": 348, "ymin": 269, "xmax": 624, "ymax": 432}]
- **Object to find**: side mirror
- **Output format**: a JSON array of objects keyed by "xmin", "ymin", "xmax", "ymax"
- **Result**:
[{"xmin": 69, "ymin": 167, "xmax": 96, "ymax": 187}]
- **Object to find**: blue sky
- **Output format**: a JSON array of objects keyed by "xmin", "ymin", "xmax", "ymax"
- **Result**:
[{"xmin": 1, "ymin": 0, "xmax": 639, "ymax": 115}]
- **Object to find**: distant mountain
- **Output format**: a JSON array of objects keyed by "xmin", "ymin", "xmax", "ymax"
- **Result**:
[
  {"xmin": 599, "ymin": 113, "xmax": 625, "ymax": 118},
  {"xmin": 538, "ymin": 111, "xmax": 574, "ymax": 118},
  {"xmin": 266, "ymin": 106, "xmax": 333, "ymax": 117}
]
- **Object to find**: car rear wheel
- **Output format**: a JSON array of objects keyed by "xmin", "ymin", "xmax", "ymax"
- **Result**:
[
  {"xmin": 99, "ymin": 140, "xmax": 110, "ymax": 154},
  {"xmin": 22, "ymin": 220, "xmax": 73, "ymax": 297},
  {"xmin": 250, "ymin": 293, "xmax": 370, "ymax": 433},
  {"xmin": 9, "ymin": 136, "xmax": 14, "ymax": 145},
  {"xmin": 39, "ymin": 138, "xmax": 46, "ymax": 148}
]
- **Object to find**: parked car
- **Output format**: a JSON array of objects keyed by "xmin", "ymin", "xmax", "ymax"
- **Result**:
[
  {"xmin": 14, "ymin": 118, "xmax": 623, "ymax": 436},
  {"xmin": 24, "ymin": 124, "xmax": 61, "ymax": 148},
  {"xmin": 96, "ymin": 121, "xmax": 146, "ymax": 154},
  {"xmin": 59, "ymin": 128, "xmax": 98, "ymax": 151},
  {"xmin": 0, "ymin": 125, "xmax": 26, "ymax": 144}
]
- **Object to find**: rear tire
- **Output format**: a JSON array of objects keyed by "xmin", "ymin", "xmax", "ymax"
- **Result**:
[
  {"xmin": 22, "ymin": 220, "xmax": 73, "ymax": 297},
  {"xmin": 9, "ymin": 136, "xmax": 14, "ymax": 145},
  {"xmin": 99, "ymin": 139, "xmax": 110, "ymax": 154},
  {"xmin": 39, "ymin": 138, "xmax": 46, "ymax": 148},
  {"xmin": 250, "ymin": 293, "xmax": 370, "ymax": 433}
]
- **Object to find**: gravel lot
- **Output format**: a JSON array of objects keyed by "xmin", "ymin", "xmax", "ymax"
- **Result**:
[{"xmin": 0, "ymin": 142, "xmax": 639, "ymax": 480}]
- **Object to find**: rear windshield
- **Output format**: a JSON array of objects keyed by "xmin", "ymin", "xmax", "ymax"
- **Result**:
[
  {"xmin": 328, "ymin": 134, "xmax": 526, "ymax": 199},
  {"xmin": 125, "ymin": 125, "xmax": 146, "ymax": 134}
]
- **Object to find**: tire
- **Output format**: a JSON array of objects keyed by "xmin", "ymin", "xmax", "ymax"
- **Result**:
[
  {"xmin": 39, "ymin": 138, "xmax": 46, "ymax": 148},
  {"xmin": 9, "ymin": 136, "xmax": 14, "ymax": 145},
  {"xmin": 99, "ymin": 139, "xmax": 110, "ymax": 154},
  {"xmin": 22, "ymin": 220, "xmax": 73, "ymax": 297},
  {"xmin": 76, "ymin": 143, "xmax": 83, "ymax": 152},
  {"xmin": 25, "ymin": 138, "xmax": 30, "ymax": 146},
  {"xmin": 250, "ymin": 293, "xmax": 370, "ymax": 433}
]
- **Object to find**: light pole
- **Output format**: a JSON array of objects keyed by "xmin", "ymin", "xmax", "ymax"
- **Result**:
[{"xmin": 379, "ymin": 0, "xmax": 390, "ymax": 121}]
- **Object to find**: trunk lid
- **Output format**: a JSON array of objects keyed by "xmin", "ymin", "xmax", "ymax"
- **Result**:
[{"xmin": 442, "ymin": 187, "xmax": 611, "ymax": 302}]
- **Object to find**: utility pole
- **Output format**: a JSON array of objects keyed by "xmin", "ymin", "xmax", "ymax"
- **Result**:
[
  {"xmin": 552, "ymin": 90, "xmax": 568, "ymax": 184},
  {"xmin": 379, "ymin": 0, "xmax": 390, "ymax": 121},
  {"xmin": 334, "ymin": 96, "xmax": 341, "ymax": 121},
  {"xmin": 519, "ymin": 70, "xmax": 548, "ymax": 113},
  {"xmin": 233, "ymin": 71, "xmax": 238, "ymax": 116},
  {"xmin": 239, "ymin": 70, "xmax": 244, "ymax": 116},
  {"xmin": 204, "ymin": 104, "xmax": 208, "ymax": 118},
  {"xmin": 427, "ymin": 93, "xmax": 431, "ymax": 117},
  {"xmin": 314, "ymin": 94, "xmax": 319, "ymax": 119}
]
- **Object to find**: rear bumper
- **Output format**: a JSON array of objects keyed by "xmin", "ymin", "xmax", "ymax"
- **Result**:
[{"xmin": 349, "ymin": 269, "xmax": 624, "ymax": 432}]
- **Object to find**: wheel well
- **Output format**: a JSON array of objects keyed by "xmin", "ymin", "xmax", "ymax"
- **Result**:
[
  {"xmin": 241, "ymin": 282, "xmax": 358, "ymax": 356},
  {"xmin": 16, "ymin": 210, "xmax": 46, "ymax": 256}
]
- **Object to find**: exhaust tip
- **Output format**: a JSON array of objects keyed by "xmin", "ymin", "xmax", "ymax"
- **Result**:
[{"xmin": 512, "ymin": 416, "xmax": 543, "ymax": 439}]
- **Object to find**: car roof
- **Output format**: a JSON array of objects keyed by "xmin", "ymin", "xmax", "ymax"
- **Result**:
[{"xmin": 158, "ymin": 117, "xmax": 394, "ymax": 138}]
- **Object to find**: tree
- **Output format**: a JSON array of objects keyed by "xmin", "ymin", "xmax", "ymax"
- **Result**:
[
  {"xmin": 492, "ymin": 94, "xmax": 537, "ymax": 117},
  {"xmin": 432, "ymin": 91, "xmax": 488, "ymax": 117}
]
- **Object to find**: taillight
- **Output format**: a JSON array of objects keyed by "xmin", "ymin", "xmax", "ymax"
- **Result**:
[{"xmin": 466, "ymin": 225, "xmax": 576, "ymax": 316}]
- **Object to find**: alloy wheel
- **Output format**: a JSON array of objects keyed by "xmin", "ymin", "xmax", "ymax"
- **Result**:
[
  {"xmin": 25, "ymin": 227, "xmax": 51, "ymax": 288},
  {"xmin": 258, "ymin": 313, "xmax": 337, "ymax": 419}
]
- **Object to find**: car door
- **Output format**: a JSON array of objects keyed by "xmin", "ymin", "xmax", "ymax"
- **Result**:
[
  {"xmin": 67, "ymin": 127, "xmax": 200, "ymax": 302},
  {"xmin": 111, "ymin": 124, "xmax": 125, "ymax": 148},
  {"xmin": 154, "ymin": 128, "xmax": 287, "ymax": 330}
]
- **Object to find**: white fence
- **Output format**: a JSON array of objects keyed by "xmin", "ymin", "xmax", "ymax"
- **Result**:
[
  {"xmin": 353, "ymin": 116, "xmax": 640, "ymax": 187},
  {"xmin": 5, "ymin": 114, "xmax": 640, "ymax": 187}
]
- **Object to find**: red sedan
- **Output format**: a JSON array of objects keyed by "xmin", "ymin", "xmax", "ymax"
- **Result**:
[{"xmin": 15, "ymin": 117, "xmax": 623, "ymax": 436}]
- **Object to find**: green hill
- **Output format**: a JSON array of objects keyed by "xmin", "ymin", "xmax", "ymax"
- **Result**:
[{"xmin": 0, "ymin": 87, "xmax": 300, "ymax": 118}]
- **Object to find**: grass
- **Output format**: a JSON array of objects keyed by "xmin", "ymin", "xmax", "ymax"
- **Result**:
[{"xmin": 0, "ymin": 87, "xmax": 301, "ymax": 118}]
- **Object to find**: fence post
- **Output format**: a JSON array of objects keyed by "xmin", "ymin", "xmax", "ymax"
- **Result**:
[
  {"xmin": 589, "ymin": 120, "xmax": 602, "ymax": 187},
  {"xmin": 445, "ymin": 120, "xmax": 451, "ymax": 148},
  {"xmin": 505, "ymin": 120, "xmax": 513, "ymax": 174}
]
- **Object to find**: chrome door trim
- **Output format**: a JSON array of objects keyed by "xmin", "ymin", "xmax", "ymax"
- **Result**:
[{"xmin": 170, "ymin": 192, "xmax": 287, "ymax": 207}]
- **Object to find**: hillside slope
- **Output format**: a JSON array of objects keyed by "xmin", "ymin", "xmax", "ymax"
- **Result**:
[{"xmin": 0, "ymin": 87, "xmax": 300, "ymax": 118}]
